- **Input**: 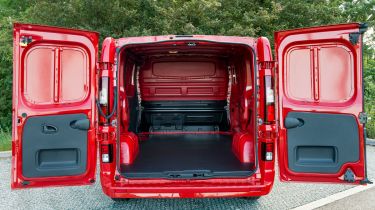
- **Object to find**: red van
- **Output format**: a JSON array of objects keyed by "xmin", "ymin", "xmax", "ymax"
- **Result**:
[{"xmin": 11, "ymin": 22, "xmax": 370, "ymax": 199}]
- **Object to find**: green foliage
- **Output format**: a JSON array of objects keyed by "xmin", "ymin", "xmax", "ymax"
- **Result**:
[
  {"xmin": 0, "ymin": 0, "xmax": 25, "ymax": 131},
  {"xmin": 0, "ymin": 0, "xmax": 374, "ymax": 138},
  {"xmin": 0, "ymin": 129, "xmax": 11, "ymax": 151},
  {"xmin": 364, "ymin": 46, "xmax": 375, "ymax": 138}
]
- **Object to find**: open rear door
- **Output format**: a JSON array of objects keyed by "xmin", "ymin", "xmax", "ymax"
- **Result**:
[
  {"xmin": 12, "ymin": 23, "xmax": 99, "ymax": 188},
  {"xmin": 276, "ymin": 23, "xmax": 369, "ymax": 184}
]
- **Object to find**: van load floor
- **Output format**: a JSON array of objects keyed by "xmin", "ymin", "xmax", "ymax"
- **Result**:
[{"xmin": 120, "ymin": 134, "xmax": 254, "ymax": 179}]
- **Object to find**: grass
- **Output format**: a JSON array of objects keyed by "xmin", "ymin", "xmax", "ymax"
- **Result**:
[{"xmin": 0, "ymin": 130, "xmax": 11, "ymax": 151}]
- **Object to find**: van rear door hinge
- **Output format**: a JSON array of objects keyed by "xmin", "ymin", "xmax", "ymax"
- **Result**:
[
  {"xmin": 97, "ymin": 62, "xmax": 111, "ymax": 71},
  {"xmin": 258, "ymin": 61, "xmax": 275, "ymax": 69},
  {"xmin": 349, "ymin": 32, "xmax": 361, "ymax": 45},
  {"xmin": 349, "ymin": 24, "xmax": 368, "ymax": 45},
  {"xmin": 359, "ymin": 112, "xmax": 368, "ymax": 124},
  {"xmin": 96, "ymin": 62, "xmax": 101, "ymax": 72},
  {"xmin": 20, "ymin": 36, "xmax": 33, "ymax": 47}
]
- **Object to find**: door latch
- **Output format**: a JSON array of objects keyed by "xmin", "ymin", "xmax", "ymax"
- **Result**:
[{"xmin": 42, "ymin": 124, "xmax": 58, "ymax": 134}]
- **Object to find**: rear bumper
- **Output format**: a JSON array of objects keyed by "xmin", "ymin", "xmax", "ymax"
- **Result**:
[{"xmin": 100, "ymin": 175, "xmax": 274, "ymax": 198}]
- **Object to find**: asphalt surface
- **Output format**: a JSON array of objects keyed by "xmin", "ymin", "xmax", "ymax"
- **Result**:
[
  {"xmin": 318, "ymin": 187, "xmax": 375, "ymax": 210},
  {"xmin": 1, "ymin": 146, "xmax": 375, "ymax": 210}
]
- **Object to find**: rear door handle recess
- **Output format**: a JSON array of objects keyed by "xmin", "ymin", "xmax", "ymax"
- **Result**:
[
  {"xmin": 42, "ymin": 124, "xmax": 58, "ymax": 134},
  {"xmin": 70, "ymin": 119, "xmax": 90, "ymax": 130},
  {"xmin": 285, "ymin": 117, "xmax": 304, "ymax": 129}
]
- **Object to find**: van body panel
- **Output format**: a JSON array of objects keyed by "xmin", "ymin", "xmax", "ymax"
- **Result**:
[{"xmin": 97, "ymin": 37, "xmax": 268, "ymax": 198}]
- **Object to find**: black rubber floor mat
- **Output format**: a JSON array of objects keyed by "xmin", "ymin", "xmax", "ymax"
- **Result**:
[{"xmin": 121, "ymin": 134, "xmax": 254, "ymax": 179}]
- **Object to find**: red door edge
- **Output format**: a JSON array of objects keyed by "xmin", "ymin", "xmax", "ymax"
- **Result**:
[{"xmin": 12, "ymin": 23, "xmax": 99, "ymax": 188}]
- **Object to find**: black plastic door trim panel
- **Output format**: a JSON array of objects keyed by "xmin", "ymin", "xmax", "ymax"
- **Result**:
[
  {"xmin": 22, "ymin": 114, "xmax": 88, "ymax": 178},
  {"xmin": 286, "ymin": 112, "xmax": 359, "ymax": 173}
]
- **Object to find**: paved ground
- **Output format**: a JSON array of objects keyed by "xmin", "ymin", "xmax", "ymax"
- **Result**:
[
  {"xmin": 1, "ymin": 146, "xmax": 374, "ymax": 210},
  {"xmin": 318, "ymin": 187, "xmax": 375, "ymax": 210}
]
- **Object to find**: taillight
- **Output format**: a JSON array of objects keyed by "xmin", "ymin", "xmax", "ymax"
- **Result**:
[
  {"xmin": 101, "ymin": 144, "xmax": 113, "ymax": 163},
  {"xmin": 262, "ymin": 143, "xmax": 274, "ymax": 161},
  {"xmin": 264, "ymin": 75, "xmax": 275, "ymax": 122}
]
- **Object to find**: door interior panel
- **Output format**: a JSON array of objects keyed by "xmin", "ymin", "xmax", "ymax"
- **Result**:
[
  {"xmin": 286, "ymin": 112, "xmax": 359, "ymax": 173},
  {"xmin": 22, "ymin": 114, "xmax": 88, "ymax": 178},
  {"xmin": 12, "ymin": 23, "xmax": 98, "ymax": 188}
]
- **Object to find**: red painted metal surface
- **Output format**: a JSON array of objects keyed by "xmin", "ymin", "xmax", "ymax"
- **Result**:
[
  {"xmin": 11, "ymin": 23, "xmax": 99, "ymax": 188},
  {"xmin": 119, "ymin": 133, "xmax": 139, "ymax": 165},
  {"xmin": 139, "ymin": 58, "xmax": 228, "ymax": 101},
  {"xmin": 12, "ymin": 22, "xmax": 366, "ymax": 199},
  {"xmin": 101, "ymin": 37, "xmax": 115, "ymax": 63},
  {"xmin": 275, "ymin": 23, "xmax": 366, "ymax": 183},
  {"xmin": 232, "ymin": 132, "xmax": 255, "ymax": 163}
]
